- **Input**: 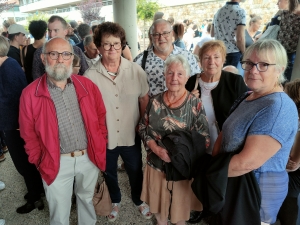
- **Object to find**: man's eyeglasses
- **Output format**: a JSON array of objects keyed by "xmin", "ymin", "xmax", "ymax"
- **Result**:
[
  {"xmin": 102, "ymin": 42, "xmax": 122, "ymax": 51},
  {"xmin": 240, "ymin": 61, "xmax": 276, "ymax": 72},
  {"xmin": 44, "ymin": 51, "xmax": 73, "ymax": 60},
  {"xmin": 151, "ymin": 31, "xmax": 172, "ymax": 39}
]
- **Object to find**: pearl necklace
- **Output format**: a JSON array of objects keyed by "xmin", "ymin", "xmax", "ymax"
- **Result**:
[{"xmin": 165, "ymin": 90, "xmax": 187, "ymax": 107}]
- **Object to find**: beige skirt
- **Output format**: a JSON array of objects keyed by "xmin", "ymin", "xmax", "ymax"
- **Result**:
[{"xmin": 141, "ymin": 164, "xmax": 202, "ymax": 224}]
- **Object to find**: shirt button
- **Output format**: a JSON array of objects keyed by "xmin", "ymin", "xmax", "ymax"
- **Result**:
[
  {"xmin": 117, "ymin": 130, "xmax": 119, "ymax": 133},
  {"xmin": 113, "ymin": 83, "xmax": 116, "ymax": 85},
  {"xmin": 117, "ymin": 119, "xmax": 119, "ymax": 121},
  {"xmin": 116, "ymin": 107, "xmax": 119, "ymax": 109},
  {"xmin": 115, "ymin": 94, "xmax": 118, "ymax": 97}
]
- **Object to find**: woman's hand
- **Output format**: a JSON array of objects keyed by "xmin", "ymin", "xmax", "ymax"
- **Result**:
[
  {"xmin": 155, "ymin": 146, "xmax": 171, "ymax": 163},
  {"xmin": 191, "ymin": 89, "xmax": 200, "ymax": 98},
  {"xmin": 147, "ymin": 140, "xmax": 171, "ymax": 163},
  {"xmin": 286, "ymin": 158, "xmax": 300, "ymax": 172}
]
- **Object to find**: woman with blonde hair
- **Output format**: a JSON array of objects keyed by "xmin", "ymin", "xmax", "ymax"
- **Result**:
[{"xmin": 213, "ymin": 39, "xmax": 298, "ymax": 224}]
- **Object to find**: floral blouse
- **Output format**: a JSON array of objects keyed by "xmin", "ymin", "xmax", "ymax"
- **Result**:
[
  {"xmin": 138, "ymin": 92, "xmax": 210, "ymax": 167},
  {"xmin": 277, "ymin": 11, "xmax": 300, "ymax": 53}
]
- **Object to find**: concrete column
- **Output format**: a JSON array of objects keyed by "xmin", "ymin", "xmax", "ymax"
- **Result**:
[{"xmin": 113, "ymin": 0, "xmax": 138, "ymax": 58}]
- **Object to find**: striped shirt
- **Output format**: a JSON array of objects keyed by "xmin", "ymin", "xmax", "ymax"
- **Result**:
[{"xmin": 47, "ymin": 77, "xmax": 87, "ymax": 154}]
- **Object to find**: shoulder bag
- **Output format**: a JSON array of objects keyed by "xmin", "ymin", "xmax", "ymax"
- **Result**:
[{"xmin": 93, "ymin": 173, "xmax": 112, "ymax": 216}]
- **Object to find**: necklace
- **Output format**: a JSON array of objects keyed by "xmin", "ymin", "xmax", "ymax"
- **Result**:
[
  {"xmin": 165, "ymin": 90, "xmax": 187, "ymax": 107},
  {"xmin": 107, "ymin": 71, "xmax": 117, "ymax": 76},
  {"xmin": 199, "ymin": 78, "xmax": 219, "ymax": 96}
]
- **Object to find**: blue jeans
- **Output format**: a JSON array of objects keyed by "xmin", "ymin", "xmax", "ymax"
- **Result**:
[
  {"xmin": 224, "ymin": 52, "xmax": 242, "ymax": 67},
  {"xmin": 104, "ymin": 135, "xmax": 143, "ymax": 206}
]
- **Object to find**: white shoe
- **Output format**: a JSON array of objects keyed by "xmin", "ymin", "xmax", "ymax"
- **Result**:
[
  {"xmin": 0, "ymin": 219, "xmax": 5, "ymax": 225},
  {"xmin": 0, "ymin": 181, "xmax": 5, "ymax": 191}
]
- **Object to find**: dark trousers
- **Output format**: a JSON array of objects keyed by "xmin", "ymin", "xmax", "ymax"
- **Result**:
[
  {"xmin": 277, "ymin": 170, "xmax": 300, "ymax": 225},
  {"xmin": 5, "ymin": 130, "xmax": 44, "ymax": 203},
  {"xmin": 0, "ymin": 131, "xmax": 5, "ymax": 155},
  {"xmin": 224, "ymin": 52, "xmax": 242, "ymax": 67},
  {"xmin": 104, "ymin": 135, "xmax": 143, "ymax": 206},
  {"xmin": 284, "ymin": 52, "xmax": 296, "ymax": 82}
]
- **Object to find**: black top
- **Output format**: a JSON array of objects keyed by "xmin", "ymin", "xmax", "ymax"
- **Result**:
[
  {"xmin": 70, "ymin": 32, "xmax": 81, "ymax": 44},
  {"xmin": 23, "ymin": 44, "xmax": 36, "ymax": 84},
  {"xmin": 7, "ymin": 45, "xmax": 22, "ymax": 67},
  {"xmin": 185, "ymin": 71, "xmax": 248, "ymax": 130}
]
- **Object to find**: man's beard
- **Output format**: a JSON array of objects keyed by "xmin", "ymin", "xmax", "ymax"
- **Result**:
[{"xmin": 45, "ymin": 61, "xmax": 72, "ymax": 81}]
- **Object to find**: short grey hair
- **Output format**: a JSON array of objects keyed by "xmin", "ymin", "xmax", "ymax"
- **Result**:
[
  {"xmin": 150, "ymin": 19, "xmax": 171, "ymax": 34},
  {"xmin": 242, "ymin": 39, "xmax": 287, "ymax": 84},
  {"xmin": 0, "ymin": 36, "xmax": 9, "ymax": 57},
  {"xmin": 42, "ymin": 37, "xmax": 74, "ymax": 54},
  {"xmin": 83, "ymin": 35, "xmax": 93, "ymax": 47},
  {"xmin": 164, "ymin": 54, "xmax": 191, "ymax": 77}
]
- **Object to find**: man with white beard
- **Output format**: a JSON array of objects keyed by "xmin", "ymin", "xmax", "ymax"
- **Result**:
[{"xmin": 19, "ymin": 37, "xmax": 107, "ymax": 225}]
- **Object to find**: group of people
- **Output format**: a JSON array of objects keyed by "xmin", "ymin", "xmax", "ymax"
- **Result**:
[{"xmin": 1, "ymin": 1, "xmax": 300, "ymax": 225}]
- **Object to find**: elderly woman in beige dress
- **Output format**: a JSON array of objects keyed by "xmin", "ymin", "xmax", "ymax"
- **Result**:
[{"xmin": 138, "ymin": 54, "xmax": 210, "ymax": 225}]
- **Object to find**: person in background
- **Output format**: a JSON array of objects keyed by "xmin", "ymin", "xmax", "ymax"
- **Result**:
[
  {"xmin": 211, "ymin": 0, "xmax": 246, "ymax": 67},
  {"xmin": 134, "ymin": 19, "xmax": 200, "ymax": 97},
  {"xmin": 277, "ymin": 78, "xmax": 300, "ymax": 225},
  {"xmin": 223, "ymin": 65, "xmax": 240, "ymax": 74},
  {"xmin": 0, "ymin": 35, "xmax": 45, "ymax": 214},
  {"xmin": 277, "ymin": 0, "xmax": 300, "ymax": 82},
  {"xmin": 76, "ymin": 23, "xmax": 92, "ymax": 52},
  {"xmin": 22, "ymin": 20, "xmax": 47, "ymax": 84},
  {"xmin": 66, "ymin": 23, "xmax": 76, "ymax": 46},
  {"xmin": 153, "ymin": 12, "xmax": 164, "ymax": 21},
  {"xmin": 72, "ymin": 54, "xmax": 81, "ymax": 75},
  {"xmin": 245, "ymin": 15, "xmax": 262, "ymax": 48},
  {"xmin": 7, "ymin": 24, "xmax": 28, "ymax": 68},
  {"xmin": 138, "ymin": 54, "xmax": 210, "ymax": 225},
  {"xmin": 83, "ymin": 35, "xmax": 100, "ymax": 67},
  {"xmin": 32, "ymin": 15, "xmax": 88, "ymax": 79},
  {"xmin": 69, "ymin": 20, "xmax": 81, "ymax": 44},
  {"xmin": 183, "ymin": 24, "xmax": 194, "ymax": 52},
  {"xmin": 213, "ymin": 39, "xmax": 298, "ymax": 225},
  {"xmin": 173, "ymin": 23, "xmax": 185, "ymax": 49},
  {"xmin": 84, "ymin": 21, "xmax": 151, "ymax": 222},
  {"xmin": 192, "ymin": 24, "xmax": 201, "ymax": 38},
  {"xmin": 193, "ymin": 23, "xmax": 213, "ymax": 56},
  {"xmin": 167, "ymin": 16, "xmax": 174, "ymax": 26}
]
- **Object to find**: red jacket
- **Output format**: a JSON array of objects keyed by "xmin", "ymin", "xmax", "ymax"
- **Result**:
[{"xmin": 19, "ymin": 74, "xmax": 107, "ymax": 185}]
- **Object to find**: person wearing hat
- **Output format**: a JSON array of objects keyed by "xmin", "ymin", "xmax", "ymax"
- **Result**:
[{"xmin": 7, "ymin": 24, "xmax": 28, "ymax": 69}]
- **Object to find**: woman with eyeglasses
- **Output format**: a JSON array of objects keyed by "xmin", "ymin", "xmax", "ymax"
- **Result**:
[
  {"xmin": 213, "ymin": 39, "xmax": 298, "ymax": 225},
  {"xmin": 84, "ymin": 22, "xmax": 151, "ymax": 222}
]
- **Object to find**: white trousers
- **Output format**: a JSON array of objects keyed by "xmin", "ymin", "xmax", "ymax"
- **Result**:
[{"xmin": 42, "ymin": 153, "xmax": 99, "ymax": 225}]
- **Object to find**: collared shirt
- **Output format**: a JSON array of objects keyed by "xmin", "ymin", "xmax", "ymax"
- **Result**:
[
  {"xmin": 133, "ymin": 45, "xmax": 201, "ymax": 97},
  {"xmin": 84, "ymin": 57, "xmax": 149, "ymax": 149},
  {"xmin": 84, "ymin": 54, "xmax": 100, "ymax": 68},
  {"xmin": 213, "ymin": 2, "xmax": 246, "ymax": 54},
  {"xmin": 47, "ymin": 77, "xmax": 87, "ymax": 154}
]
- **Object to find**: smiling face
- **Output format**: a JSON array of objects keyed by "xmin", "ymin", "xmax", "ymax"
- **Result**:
[
  {"xmin": 152, "ymin": 21, "xmax": 173, "ymax": 54},
  {"xmin": 98, "ymin": 35, "xmax": 122, "ymax": 62},
  {"xmin": 164, "ymin": 62, "xmax": 189, "ymax": 93},
  {"xmin": 201, "ymin": 48, "xmax": 225, "ymax": 79},
  {"xmin": 243, "ymin": 50, "xmax": 281, "ymax": 94}
]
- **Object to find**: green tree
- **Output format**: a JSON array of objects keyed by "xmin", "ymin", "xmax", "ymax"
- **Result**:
[{"xmin": 137, "ymin": 0, "xmax": 160, "ymax": 47}]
